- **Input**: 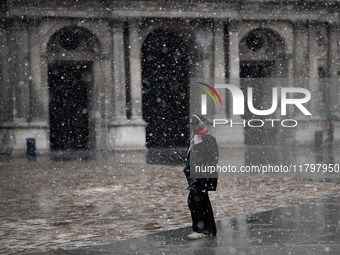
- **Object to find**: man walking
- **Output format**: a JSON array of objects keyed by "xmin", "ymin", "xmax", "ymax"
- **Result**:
[{"xmin": 183, "ymin": 114, "xmax": 219, "ymax": 239}]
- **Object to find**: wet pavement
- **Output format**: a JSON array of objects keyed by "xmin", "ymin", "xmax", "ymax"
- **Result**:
[
  {"xmin": 1, "ymin": 145, "xmax": 340, "ymax": 254},
  {"xmin": 24, "ymin": 197, "xmax": 340, "ymax": 255}
]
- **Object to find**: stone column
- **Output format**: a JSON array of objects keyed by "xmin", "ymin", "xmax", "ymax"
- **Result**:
[
  {"xmin": 114, "ymin": 19, "xmax": 146, "ymax": 149},
  {"xmin": 29, "ymin": 19, "xmax": 48, "ymax": 124},
  {"xmin": 16, "ymin": 22, "xmax": 30, "ymax": 123},
  {"xmin": 294, "ymin": 21, "xmax": 319, "ymax": 145},
  {"xmin": 100, "ymin": 55, "xmax": 112, "ymax": 151},
  {"xmin": 308, "ymin": 21, "xmax": 320, "ymax": 118},
  {"xmin": 328, "ymin": 23, "xmax": 339, "ymax": 114},
  {"xmin": 0, "ymin": 23, "xmax": 10, "ymax": 122},
  {"xmin": 280, "ymin": 47, "xmax": 296, "ymax": 146},
  {"xmin": 107, "ymin": 20, "xmax": 129, "ymax": 150},
  {"xmin": 293, "ymin": 21, "xmax": 309, "ymax": 119},
  {"xmin": 198, "ymin": 21, "xmax": 213, "ymax": 119},
  {"xmin": 129, "ymin": 19, "xmax": 145, "ymax": 124},
  {"xmin": 112, "ymin": 21, "xmax": 128, "ymax": 124},
  {"xmin": 293, "ymin": 22, "xmax": 308, "ymax": 80},
  {"xmin": 229, "ymin": 21, "xmax": 240, "ymax": 87},
  {"xmin": 287, "ymin": 54, "xmax": 295, "ymax": 117},
  {"xmin": 0, "ymin": 23, "xmax": 13, "ymax": 153},
  {"xmin": 213, "ymin": 20, "xmax": 228, "ymax": 142},
  {"xmin": 214, "ymin": 20, "xmax": 226, "ymax": 118},
  {"xmin": 226, "ymin": 20, "xmax": 244, "ymax": 145},
  {"xmin": 201, "ymin": 24, "xmax": 213, "ymax": 84},
  {"xmin": 8, "ymin": 23, "xmax": 20, "ymax": 122},
  {"xmin": 7, "ymin": 22, "xmax": 27, "ymax": 152},
  {"xmin": 93, "ymin": 59, "xmax": 103, "ymax": 150},
  {"xmin": 26, "ymin": 19, "xmax": 49, "ymax": 152}
]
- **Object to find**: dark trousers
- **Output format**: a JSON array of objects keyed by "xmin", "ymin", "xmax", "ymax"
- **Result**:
[{"xmin": 188, "ymin": 190, "xmax": 217, "ymax": 236}]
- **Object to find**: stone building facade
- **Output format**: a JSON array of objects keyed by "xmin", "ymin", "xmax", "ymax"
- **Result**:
[{"xmin": 0, "ymin": 0, "xmax": 339, "ymax": 155}]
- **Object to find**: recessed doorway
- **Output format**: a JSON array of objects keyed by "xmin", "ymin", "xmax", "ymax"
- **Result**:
[
  {"xmin": 142, "ymin": 30, "xmax": 189, "ymax": 148},
  {"xmin": 48, "ymin": 61, "xmax": 92, "ymax": 151},
  {"xmin": 240, "ymin": 61, "xmax": 276, "ymax": 145}
]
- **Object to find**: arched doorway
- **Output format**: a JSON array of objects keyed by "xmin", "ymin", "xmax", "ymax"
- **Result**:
[
  {"xmin": 142, "ymin": 30, "xmax": 189, "ymax": 148},
  {"xmin": 47, "ymin": 26, "xmax": 99, "ymax": 151},
  {"xmin": 48, "ymin": 62, "xmax": 92, "ymax": 150},
  {"xmin": 239, "ymin": 28, "xmax": 287, "ymax": 145}
]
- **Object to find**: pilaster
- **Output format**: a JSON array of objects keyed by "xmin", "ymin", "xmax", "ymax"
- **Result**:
[
  {"xmin": 16, "ymin": 21, "xmax": 30, "ymax": 123},
  {"xmin": 225, "ymin": 20, "xmax": 244, "ymax": 145},
  {"xmin": 0, "ymin": 22, "xmax": 12, "ymax": 123},
  {"xmin": 8, "ymin": 22, "xmax": 20, "ymax": 122},
  {"xmin": 308, "ymin": 21, "xmax": 321, "ymax": 118},
  {"xmin": 328, "ymin": 23, "xmax": 339, "ymax": 114},
  {"xmin": 28, "ymin": 18, "xmax": 48, "ymax": 124},
  {"xmin": 293, "ymin": 21, "xmax": 309, "ymax": 120},
  {"xmin": 293, "ymin": 21, "xmax": 308, "ymax": 80},
  {"xmin": 0, "ymin": 23, "xmax": 13, "ymax": 154},
  {"xmin": 228, "ymin": 20, "xmax": 240, "ymax": 85},
  {"xmin": 214, "ymin": 19, "xmax": 226, "ymax": 118},
  {"xmin": 114, "ymin": 18, "xmax": 146, "ymax": 150},
  {"xmin": 128, "ymin": 18, "xmax": 145, "ymax": 125},
  {"xmin": 112, "ymin": 20, "xmax": 128, "ymax": 125}
]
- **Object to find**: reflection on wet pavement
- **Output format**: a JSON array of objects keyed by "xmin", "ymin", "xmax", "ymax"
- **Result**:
[
  {"xmin": 1, "ymin": 145, "xmax": 340, "ymax": 254},
  {"xmin": 27, "ymin": 198, "xmax": 340, "ymax": 255}
]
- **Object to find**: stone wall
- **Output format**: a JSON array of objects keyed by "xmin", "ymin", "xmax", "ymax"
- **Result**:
[{"xmin": 0, "ymin": 0, "xmax": 339, "ymax": 155}]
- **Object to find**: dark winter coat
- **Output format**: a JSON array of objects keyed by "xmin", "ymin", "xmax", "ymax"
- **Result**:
[{"xmin": 183, "ymin": 133, "xmax": 219, "ymax": 191}]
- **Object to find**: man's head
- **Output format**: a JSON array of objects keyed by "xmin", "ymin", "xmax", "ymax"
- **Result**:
[{"xmin": 189, "ymin": 114, "xmax": 206, "ymax": 130}]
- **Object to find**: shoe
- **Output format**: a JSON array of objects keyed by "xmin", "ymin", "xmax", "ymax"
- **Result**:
[{"xmin": 187, "ymin": 232, "xmax": 208, "ymax": 239}]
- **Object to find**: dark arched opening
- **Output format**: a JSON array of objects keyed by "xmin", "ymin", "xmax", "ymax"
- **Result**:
[
  {"xmin": 239, "ymin": 28, "xmax": 287, "ymax": 145},
  {"xmin": 48, "ymin": 61, "xmax": 92, "ymax": 151},
  {"xmin": 47, "ymin": 26, "xmax": 99, "ymax": 151},
  {"xmin": 142, "ymin": 30, "xmax": 189, "ymax": 148}
]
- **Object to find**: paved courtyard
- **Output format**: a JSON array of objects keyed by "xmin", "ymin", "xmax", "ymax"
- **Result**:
[
  {"xmin": 25, "ymin": 197, "xmax": 340, "ymax": 255},
  {"xmin": 1, "ymin": 145, "xmax": 340, "ymax": 254}
]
